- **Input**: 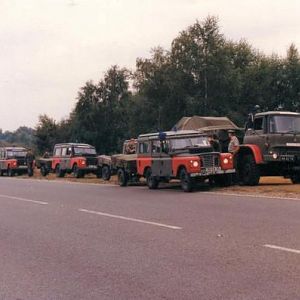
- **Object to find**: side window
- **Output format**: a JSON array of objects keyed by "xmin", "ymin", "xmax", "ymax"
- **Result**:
[
  {"xmin": 66, "ymin": 147, "xmax": 72, "ymax": 156},
  {"xmin": 61, "ymin": 147, "xmax": 67, "ymax": 156},
  {"xmin": 138, "ymin": 142, "xmax": 149, "ymax": 154},
  {"xmin": 151, "ymin": 140, "xmax": 161, "ymax": 154},
  {"xmin": 54, "ymin": 147, "xmax": 62, "ymax": 157},
  {"xmin": 254, "ymin": 117, "xmax": 263, "ymax": 131}
]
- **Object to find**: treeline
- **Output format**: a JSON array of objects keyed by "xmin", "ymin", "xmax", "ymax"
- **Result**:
[
  {"xmin": 6, "ymin": 16, "xmax": 300, "ymax": 154},
  {"xmin": 0, "ymin": 127, "xmax": 35, "ymax": 148}
]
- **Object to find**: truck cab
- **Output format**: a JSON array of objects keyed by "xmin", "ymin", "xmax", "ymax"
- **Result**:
[{"xmin": 238, "ymin": 111, "xmax": 300, "ymax": 184}]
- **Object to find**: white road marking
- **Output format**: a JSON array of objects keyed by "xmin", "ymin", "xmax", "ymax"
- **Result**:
[
  {"xmin": 204, "ymin": 191, "xmax": 300, "ymax": 201},
  {"xmin": 263, "ymin": 244, "xmax": 300, "ymax": 254},
  {"xmin": 78, "ymin": 208, "xmax": 182, "ymax": 230},
  {"xmin": 0, "ymin": 194, "xmax": 48, "ymax": 205}
]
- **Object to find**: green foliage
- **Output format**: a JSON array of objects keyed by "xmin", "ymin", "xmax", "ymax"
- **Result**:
[{"xmin": 32, "ymin": 16, "xmax": 300, "ymax": 155}]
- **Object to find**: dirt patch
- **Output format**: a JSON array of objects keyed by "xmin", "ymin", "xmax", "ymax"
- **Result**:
[{"xmin": 12, "ymin": 171, "xmax": 300, "ymax": 199}]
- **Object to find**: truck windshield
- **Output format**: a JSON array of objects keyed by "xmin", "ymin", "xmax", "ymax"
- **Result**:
[
  {"xmin": 171, "ymin": 136, "xmax": 210, "ymax": 150},
  {"xmin": 74, "ymin": 147, "xmax": 96, "ymax": 155},
  {"xmin": 270, "ymin": 115, "xmax": 300, "ymax": 133},
  {"xmin": 7, "ymin": 150, "xmax": 27, "ymax": 158}
]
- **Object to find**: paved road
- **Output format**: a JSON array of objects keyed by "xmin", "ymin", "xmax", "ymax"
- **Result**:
[{"xmin": 0, "ymin": 178, "xmax": 300, "ymax": 300}]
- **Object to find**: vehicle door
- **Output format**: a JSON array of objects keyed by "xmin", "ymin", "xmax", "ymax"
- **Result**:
[
  {"xmin": 151, "ymin": 140, "xmax": 172, "ymax": 177},
  {"xmin": 52, "ymin": 147, "xmax": 62, "ymax": 170},
  {"xmin": 244, "ymin": 116, "xmax": 267, "ymax": 153},
  {"xmin": 60, "ymin": 147, "xmax": 71, "ymax": 171}
]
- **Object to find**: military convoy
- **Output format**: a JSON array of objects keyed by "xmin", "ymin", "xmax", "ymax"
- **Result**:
[{"xmin": 3, "ymin": 109, "xmax": 300, "ymax": 191}]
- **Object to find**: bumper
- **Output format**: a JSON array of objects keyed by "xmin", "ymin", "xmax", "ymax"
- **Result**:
[
  {"xmin": 80, "ymin": 165, "xmax": 99, "ymax": 172},
  {"xmin": 190, "ymin": 167, "xmax": 235, "ymax": 177},
  {"xmin": 264, "ymin": 155, "xmax": 297, "ymax": 162}
]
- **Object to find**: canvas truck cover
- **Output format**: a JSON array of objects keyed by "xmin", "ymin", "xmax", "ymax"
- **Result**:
[{"xmin": 174, "ymin": 116, "xmax": 240, "ymax": 132}]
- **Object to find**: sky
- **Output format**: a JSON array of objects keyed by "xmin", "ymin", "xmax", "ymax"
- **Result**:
[{"xmin": 1, "ymin": 0, "xmax": 300, "ymax": 131}]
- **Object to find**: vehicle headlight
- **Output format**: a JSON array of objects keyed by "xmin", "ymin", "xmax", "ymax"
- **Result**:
[
  {"xmin": 80, "ymin": 160, "xmax": 86, "ymax": 165},
  {"xmin": 272, "ymin": 153, "xmax": 278, "ymax": 159},
  {"xmin": 191, "ymin": 160, "xmax": 199, "ymax": 168},
  {"xmin": 223, "ymin": 158, "xmax": 229, "ymax": 164}
]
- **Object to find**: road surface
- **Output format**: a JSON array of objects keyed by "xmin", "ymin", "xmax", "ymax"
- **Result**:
[{"xmin": 0, "ymin": 177, "xmax": 300, "ymax": 299}]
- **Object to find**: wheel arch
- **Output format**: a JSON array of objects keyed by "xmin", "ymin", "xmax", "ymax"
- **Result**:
[{"xmin": 237, "ymin": 145, "xmax": 263, "ymax": 164}]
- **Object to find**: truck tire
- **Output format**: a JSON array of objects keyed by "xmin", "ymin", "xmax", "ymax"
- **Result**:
[
  {"xmin": 117, "ymin": 168, "xmax": 128, "ymax": 187},
  {"xmin": 145, "ymin": 168, "xmax": 159, "ymax": 189},
  {"xmin": 73, "ymin": 164, "xmax": 83, "ymax": 178},
  {"xmin": 180, "ymin": 168, "xmax": 194, "ymax": 192},
  {"xmin": 291, "ymin": 174, "xmax": 300, "ymax": 184},
  {"xmin": 240, "ymin": 155, "xmax": 260, "ymax": 186},
  {"xmin": 102, "ymin": 165, "xmax": 111, "ymax": 181},
  {"xmin": 55, "ymin": 164, "xmax": 65, "ymax": 178}
]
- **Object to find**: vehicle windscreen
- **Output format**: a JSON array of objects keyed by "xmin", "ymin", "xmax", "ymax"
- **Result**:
[
  {"xmin": 171, "ymin": 136, "xmax": 210, "ymax": 150},
  {"xmin": 74, "ymin": 147, "xmax": 96, "ymax": 155},
  {"xmin": 270, "ymin": 115, "xmax": 300, "ymax": 133},
  {"xmin": 7, "ymin": 150, "xmax": 27, "ymax": 158}
]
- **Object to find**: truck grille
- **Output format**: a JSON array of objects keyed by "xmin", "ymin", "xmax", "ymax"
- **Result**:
[
  {"xmin": 86, "ymin": 157, "xmax": 97, "ymax": 166},
  {"xmin": 201, "ymin": 154, "xmax": 220, "ymax": 168},
  {"xmin": 17, "ymin": 158, "xmax": 27, "ymax": 166}
]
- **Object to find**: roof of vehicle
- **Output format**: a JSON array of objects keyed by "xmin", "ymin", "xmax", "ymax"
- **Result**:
[
  {"xmin": 138, "ymin": 130, "xmax": 207, "ymax": 140},
  {"xmin": 0, "ymin": 146, "xmax": 27, "ymax": 151},
  {"xmin": 174, "ymin": 115, "xmax": 240, "ymax": 131},
  {"xmin": 54, "ymin": 143, "xmax": 95, "ymax": 148},
  {"xmin": 255, "ymin": 111, "xmax": 300, "ymax": 117}
]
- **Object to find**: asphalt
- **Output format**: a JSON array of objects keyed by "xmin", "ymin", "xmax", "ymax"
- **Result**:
[{"xmin": 0, "ymin": 177, "xmax": 300, "ymax": 300}]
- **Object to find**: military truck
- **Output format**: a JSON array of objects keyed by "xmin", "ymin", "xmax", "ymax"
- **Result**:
[
  {"xmin": 237, "ymin": 111, "xmax": 300, "ymax": 185},
  {"xmin": 97, "ymin": 139, "xmax": 138, "ymax": 186},
  {"xmin": 0, "ymin": 146, "xmax": 33, "ymax": 177},
  {"xmin": 136, "ymin": 130, "xmax": 235, "ymax": 192},
  {"xmin": 36, "ymin": 143, "xmax": 99, "ymax": 178}
]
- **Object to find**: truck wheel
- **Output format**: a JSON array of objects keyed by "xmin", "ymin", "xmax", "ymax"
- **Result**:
[
  {"xmin": 117, "ymin": 169, "xmax": 128, "ymax": 187},
  {"xmin": 55, "ymin": 164, "xmax": 65, "ymax": 178},
  {"xmin": 40, "ymin": 165, "xmax": 49, "ymax": 177},
  {"xmin": 180, "ymin": 168, "xmax": 194, "ymax": 192},
  {"xmin": 7, "ymin": 167, "xmax": 15, "ymax": 177},
  {"xmin": 240, "ymin": 155, "xmax": 260, "ymax": 186},
  {"xmin": 73, "ymin": 164, "xmax": 83, "ymax": 178},
  {"xmin": 291, "ymin": 174, "xmax": 300, "ymax": 184},
  {"xmin": 102, "ymin": 165, "xmax": 111, "ymax": 181},
  {"xmin": 145, "ymin": 168, "xmax": 159, "ymax": 189}
]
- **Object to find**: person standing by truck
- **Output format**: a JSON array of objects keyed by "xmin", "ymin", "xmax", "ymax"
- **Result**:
[
  {"xmin": 25, "ymin": 148, "xmax": 35, "ymax": 176},
  {"xmin": 228, "ymin": 130, "xmax": 240, "ymax": 183}
]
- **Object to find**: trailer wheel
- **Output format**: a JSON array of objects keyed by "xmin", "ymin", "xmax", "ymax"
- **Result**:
[
  {"xmin": 117, "ymin": 168, "xmax": 128, "ymax": 187},
  {"xmin": 102, "ymin": 165, "xmax": 111, "ymax": 181},
  {"xmin": 180, "ymin": 168, "xmax": 194, "ymax": 192},
  {"xmin": 240, "ymin": 155, "xmax": 260, "ymax": 186},
  {"xmin": 55, "ymin": 164, "xmax": 65, "ymax": 178},
  {"xmin": 145, "ymin": 168, "xmax": 159, "ymax": 189},
  {"xmin": 291, "ymin": 173, "xmax": 300, "ymax": 184}
]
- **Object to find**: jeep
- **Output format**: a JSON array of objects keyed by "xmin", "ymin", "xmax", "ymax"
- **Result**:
[
  {"xmin": 0, "ymin": 147, "xmax": 32, "ymax": 176},
  {"xmin": 136, "ymin": 130, "xmax": 235, "ymax": 192},
  {"xmin": 36, "ymin": 143, "xmax": 100, "ymax": 178}
]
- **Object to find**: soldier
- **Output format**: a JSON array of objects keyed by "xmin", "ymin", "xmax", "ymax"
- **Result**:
[
  {"xmin": 208, "ymin": 134, "xmax": 221, "ymax": 152},
  {"xmin": 228, "ymin": 130, "xmax": 239, "ymax": 154},
  {"xmin": 26, "ymin": 148, "xmax": 35, "ymax": 176}
]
